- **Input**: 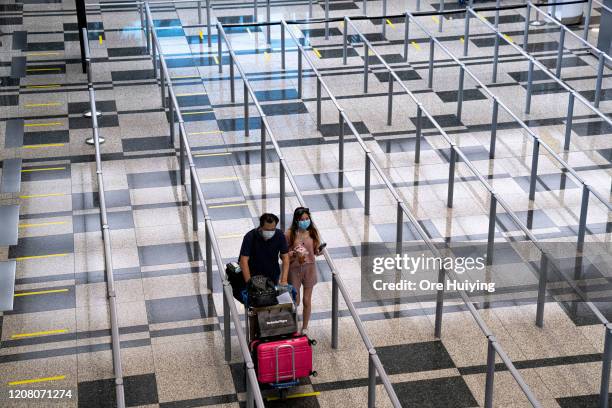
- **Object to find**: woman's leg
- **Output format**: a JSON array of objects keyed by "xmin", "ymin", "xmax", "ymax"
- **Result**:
[{"xmin": 301, "ymin": 287, "xmax": 313, "ymax": 330}]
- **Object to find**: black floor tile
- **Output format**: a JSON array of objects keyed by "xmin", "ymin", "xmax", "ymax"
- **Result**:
[
  {"xmin": 410, "ymin": 114, "xmax": 464, "ymax": 129},
  {"xmin": 255, "ymin": 89, "xmax": 298, "ymax": 102},
  {"xmin": 9, "ymin": 286, "xmax": 75, "ymax": 314},
  {"xmin": 9, "ymin": 234, "xmax": 74, "ymax": 259},
  {"xmin": 374, "ymin": 69, "xmax": 421, "ymax": 82},
  {"xmin": 23, "ymin": 130, "xmax": 69, "ymax": 145},
  {"xmin": 435, "ymin": 88, "xmax": 487, "ymax": 103},
  {"xmin": 304, "ymin": 191, "xmax": 362, "ymax": 211},
  {"xmin": 73, "ymin": 211, "xmax": 134, "ymax": 233},
  {"xmin": 377, "ymin": 136, "xmax": 432, "ymax": 153},
  {"xmin": 514, "ymin": 173, "xmax": 579, "ymax": 193},
  {"xmin": 145, "ymin": 294, "xmax": 216, "ymax": 324},
  {"xmin": 318, "ymin": 121, "xmax": 369, "ymax": 137},
  {"xmin": 261, "ymin": 102, "xmax": 308, "ymax": 116},
  {"xmin": 320, "ymin": 1, "xmax": 358, "ymax": 10},
  {"xmin": 78, "ymin": 373, "xmax": 159, "ymax": 408},
  {"xmin": 127, "ymin": 170, "xmax": 179, "ymax": 189},
  {"xmin": 378, "ymin": 341, "xmax": 456, "ymax": 374},
  {"xmin": 138, "ymin": 242, "xmax": 202, "ymax": 266},
  {"xmin": 302, "ymin": 28, "xmax": 343, "ymax": 38},
  {"xmin": 72, "ymin": 189, "xmax": 131, "ymax": 210},
  {"xmin": 393, "ymin": 376, "xmax": 478, "ymax": 408},
  {"xmin": 557, "ymin": 394, "xmax": 612, "ymax": 407},
  {"xmin": 122, "ymin": 136, "xmax": 173, "ymax": 152}
]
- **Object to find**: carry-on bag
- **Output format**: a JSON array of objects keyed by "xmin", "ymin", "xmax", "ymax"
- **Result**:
[
  {"xmin": 250, "ymin": 334, "xmax": 314, "ymax": 384},
  {"xmin": 247, "ymin": 276, "xmax": 278, "ymax": 307}
]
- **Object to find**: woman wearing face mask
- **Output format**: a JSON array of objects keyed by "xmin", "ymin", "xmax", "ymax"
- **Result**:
[{"xmin": 285, "ymin": 207, "xmax": 322, "ymax": 335}]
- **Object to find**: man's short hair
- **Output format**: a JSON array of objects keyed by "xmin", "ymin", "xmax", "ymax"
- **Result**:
[{"xmin": 259, "ymin": 213, "xmax": 279, "ymax": 227}]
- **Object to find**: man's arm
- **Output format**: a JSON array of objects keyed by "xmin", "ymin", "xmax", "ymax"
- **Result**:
[
  {"xmin": 240, "ymin": 255, "xmax": 251, "ymax": 283},
  {"xmin": 279, "ymin": 253, "xmax": 289, "ymax": 285}
]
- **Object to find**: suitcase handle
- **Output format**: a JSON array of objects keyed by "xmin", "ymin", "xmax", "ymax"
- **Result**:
[{"xmin": 274, "ymin": 344, "xmax": 296, "ymax": 384}]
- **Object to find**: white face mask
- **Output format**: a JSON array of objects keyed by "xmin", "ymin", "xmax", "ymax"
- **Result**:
[{"xmin": 261, "ymin": 230, "xmax": 275, "ymax": 240}]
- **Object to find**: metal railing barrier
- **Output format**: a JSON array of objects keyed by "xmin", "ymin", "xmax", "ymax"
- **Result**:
[{"xmin": 83, "ymin": 27, "xmax": 126, "ymax": 408}]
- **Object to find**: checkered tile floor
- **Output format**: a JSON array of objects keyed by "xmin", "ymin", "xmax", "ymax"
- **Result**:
[{"xmin": 1, "ymin": 0, "xmax": 611, "ymax": 407}]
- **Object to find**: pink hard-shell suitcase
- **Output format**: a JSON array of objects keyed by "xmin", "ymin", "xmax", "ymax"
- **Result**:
[{"xmin": 250, "ymin": 334, "xmax": 315, "ymax": 384}]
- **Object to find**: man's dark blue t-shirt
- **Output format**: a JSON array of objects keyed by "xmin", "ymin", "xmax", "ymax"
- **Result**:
[{"xmin": 239, "ymin": 228, "xmax": 288, "ymax": 283}]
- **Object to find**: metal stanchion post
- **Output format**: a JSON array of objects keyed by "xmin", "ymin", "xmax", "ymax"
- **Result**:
[
  {"xmin": 230, "ymin": 56, "xmax": 235, "ymax": 102},
  {"xmin": 457, "ymin": 66, "xmax": 465, "ymax": 120},
  {"xmin": 564, "ymin": 93, "xmax": 575, "ymax": 150},
  {"xmin": 205, "ymin": 226, "xmax": 212, "ymax": 278},
  {"xmin": 535, "ymin": 253, "xmax": 548, "ymax": 327},
  {"xmin": 343, "ymin": 17, "xmax": 348, "ymax": 65},
  {"xmin": 161, "ymin": 70, "xmax": 166, "ymax": 108},
  {"xmin": 363, "ymin": 0, "xmax": 367, "ymax": 15},
  {"xmin": 280, "ymin": 163, "xmax": 285, "ymax": 231},
  {"xmin": 218, "ymin": 28, "xmax": 222, "ymax": 73},
  {"xmin": 486, "ymin": 195, "xmax": 497, "ymax": 264},
  {"xmin": 266, "ymin": 0, "xmax": 271, "ymax": 46},
  {"xmin": 463, "ymin": 9, "xmax": 470, "ymax": 56},
  {"xmin": 198, "ymin": 0, "xmax": 202, "ymax": 24},
  {"xmin": 484, "ymin": 337, "xmax": 496, "ymax": 408},
  {"xmin": 152, "ymin": 40, "xmax": 158, "ymax": 78},
  {"xmin": 331, "ymin": 275, "xmax": 339, "ymax": 348},
  {"xmin": 599, "ymin": 324, "xmax": 612, "ymax": 408},
  {"xmin": 254, "ymin": 0, "xmax": 258, "ymax": 20},
  {"xmin": 494, "ymin": 0, "xmax": 500, "ymax": 26},
  {"xmin": 528, "ymin": 140, "xmax": 540, "ymax": 201},
  {"xmin": 525, "ymin": 59, "xmax": 534, "ymax": 114},
  {"xmin": 246, "ymin": 369, "xmax": 254, "ymax": 408},
  {"xmin": 523, "ymin": 4, "xmax": 531, "ymax": 48},
  {"xmin": 404, "ymin": 13, "xmax": 409, "ymax": 62},
  {"xmin": 438, "ymin": 0, "xmax": 444, "ymax": 32},
  {"xmin": 447, "ymin": 147, "xmax": 456, "ymax": 208},
  {"xmin": 179, "ymin": 125, "xmax": 185, "ymax": 185},
  {"xmin": 364, "ymin": 155, "xmax": 371, "ymax": 215},
  {"xmin": 530, "ymin": 1, "xmax": 546, "ymax": 26},
  {"xmin": 492, "ymin": 34, "xmax": 500, "ymax": 83},
  {"xmin": 297, "ymin": 50, "xmax": 303, "ymax": 98},
  {"xmin": 382, "ymin": 0, "xmax": 387, "ymax": 36},
  {"xmin": 415, "ymin": 105, "xmax": 422, "ymax": 163},
  {"xmin": 595, "ymin": 52, "xmax": 605, "ymax": 108},
  {"xmin": 309, "ymin": 0, "xmax": 313, "ymax": 17},
  {"xmin": 316, "ymin": 78, "xmax": 322, "ymax": 130},
  {"xmin": 396, "ymin": 202, "xmax": 403, "ymax": 254},
  {"xmin": 260, "ymin": 119, "xmax": 266, "ymax": 177},
  {"xmin": 368, "ymin": 351, "xmax": 376, "ymax": 408},
  {"xmin": 281, "ymin": 25, "xmax": 286, "ymax": 70},
  {"xmin": 339, "ymin": 112, "xmax": 345, "ymax": 171},
  {"xmin": 387, "ymin": 72, "xmax": 393, "ymax": 125},
  {"xmin": 489, "ymin": 100, "xmax": 498, "ymax": 159},
  {"xmin": 577, "ymin": 184, "xmax": 590, "ymax": 251},
  {"xmin": 190, "ymin": 169, "xmax": 198, "ymax": 231},
  {"xmin": 417, "ymin": 0, "xmax": 420, "ymax": 11},
  {"xmin": 555, "ymin": 28, "xmax": 565, "ymax": 78},
  {"xmin": 206, "ymin": 0, "xmax": 212, "ymax": 47},
  {"xmin": 428, "ymin": 38, "xmax": 435, "ymax": 88},
  {"xmin": 244, "ymin": 83, "xmax": 249, "ymax": 137},
  {"xmin": 434, "ymin": 267, "xmax": 444, "ymax": 337},
  {"xmin": 325, "ymin": 0, "xmax": 330, "ymax": 39},
  {"xmin": 223, "ymin": 286, "xmax": 231, "ymax": 361},
  {"xmin": 169, "ymin": 99, "xmax": 174, "ymax": 145},
  {"xmin": 364, "ymin": 43, "xmax": 369, "ymax": 93},
  {"xmin": 584, "ymin": 0, "xmax": 593, "ymax": 40}
]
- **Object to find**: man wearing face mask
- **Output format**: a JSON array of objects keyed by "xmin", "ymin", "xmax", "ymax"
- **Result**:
[{"xmin": 239, "ymin": 213, "xmax": 290, "ymax": 286}]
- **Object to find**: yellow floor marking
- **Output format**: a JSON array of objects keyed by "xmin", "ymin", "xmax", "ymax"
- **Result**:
[
  {"xmin": 24, "ymin": 102, "xmax": 62, "ymax": 107},
  {"xmin": 460, "ymin": 37, "xmax": 465, "ymax": 43},
  {"xmin": 21, "ymin": 167, "xmax": 65, "ymax": 173},
  {"xmin": 19, "ymin": 192, "xmax": 66, "ymax": 199},
  {"xmin": 264, "ymin": 51, "xmax": 271, "ymax": 61},
  {"xmin": 208, "ymin": 202, "xmax": 247, "ymax": 209},
  {"xmin": 27, "ymin": 52, "xmax": 61, "ymax": 57},
  {"xmin": 14, "ymin": 288, "xmax": 69, "ymax": 297},
  {"xmin": 386, "ymin": 19, "xmax": 395, "ymax": 29},
  {"xmin": 182, "ymin": 110, "xmax": 213, "ymax": 115},
  {"xmin": 503, "ymin": 33, "xmax": 513, "ymax": 43},
  {"xmin": 431, "ymin": 16, "xmax": 439, "ymax": 23},
  {"xmin": 476, "ymin": 12, "xmax": 487, "ymax": 22},
  {"xmin": 368, "ymin": 49, "xmax": 374, "ymax": 56},
  {"xmin": 338, "ymin": 21, "xmax": 343, "ymax": 28},
  {"xmin": 176, "ymin": 92, "xmax": 207, "ymax": 97},
  {"xmin": 193, "ymin": 151, "xmax": 231, "ymax": 157},
  {"xmin": 199, "ymin": 30, "xmax": 204, "ymax": 40},
  {"xmin": 213, "ymin": 55, "xmax": 219, "ymax": 64},
  {"xmin": 99, "ymin": 35, "xmax": 103, "ymax": 44},
  {"xmin": 19, "ymin": 221, "xmax": 67, "ymax": 229},
  {"xmin": 24, "ymin": 122, "xmax": 63, "ymax": 128},
  {"xmin": 202, "ymin": 176, "xmax": 238, "ymax": 183},
  {"xmin": 189, "ymin": 130, "xmax": 222, "ymax": 135},
  {"xmin": 219, "ymin": 233, "xmax": 245, "ymax": 239},
  {"xmin": 267, "ymin": 391, "xmax": 321, "ymax": 401},
  {"xmin": 8, "ymin": 376, "xmax": 65, "ymax": 386},
  {"xmin": 313, "ymin": 48, "xmax": 322, "ymax": 58},
  {"xmin": 15, "ymin": 253, "xmax": 69, "ymax": 261},
  {"xmin": 26, "ymin": 68, "xmax": 62, "ymax": 72},
  {"xmin": 11, "ymin": 329, "xmax": 68, "ymax": 339},
  {"xmin": 23, "ymin": 143, "xmax": 65, "ymax": 149},
  {"xmin": 26, "ymin": 84, "xmax": 61, "ymax": 89},
  {"xmin": 411, "ymin": 41, "xmax": 421, "ymax": 51}
]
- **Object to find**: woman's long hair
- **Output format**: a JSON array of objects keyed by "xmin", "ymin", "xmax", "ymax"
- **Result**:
[{"xmin": 288, "ymin": 207, "xmax": 320, "ymax": 249}]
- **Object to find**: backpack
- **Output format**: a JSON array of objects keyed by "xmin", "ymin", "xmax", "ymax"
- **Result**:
[{"xmin": 247, "ymin": 275, "xmax": 278, "ymax": 307}]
